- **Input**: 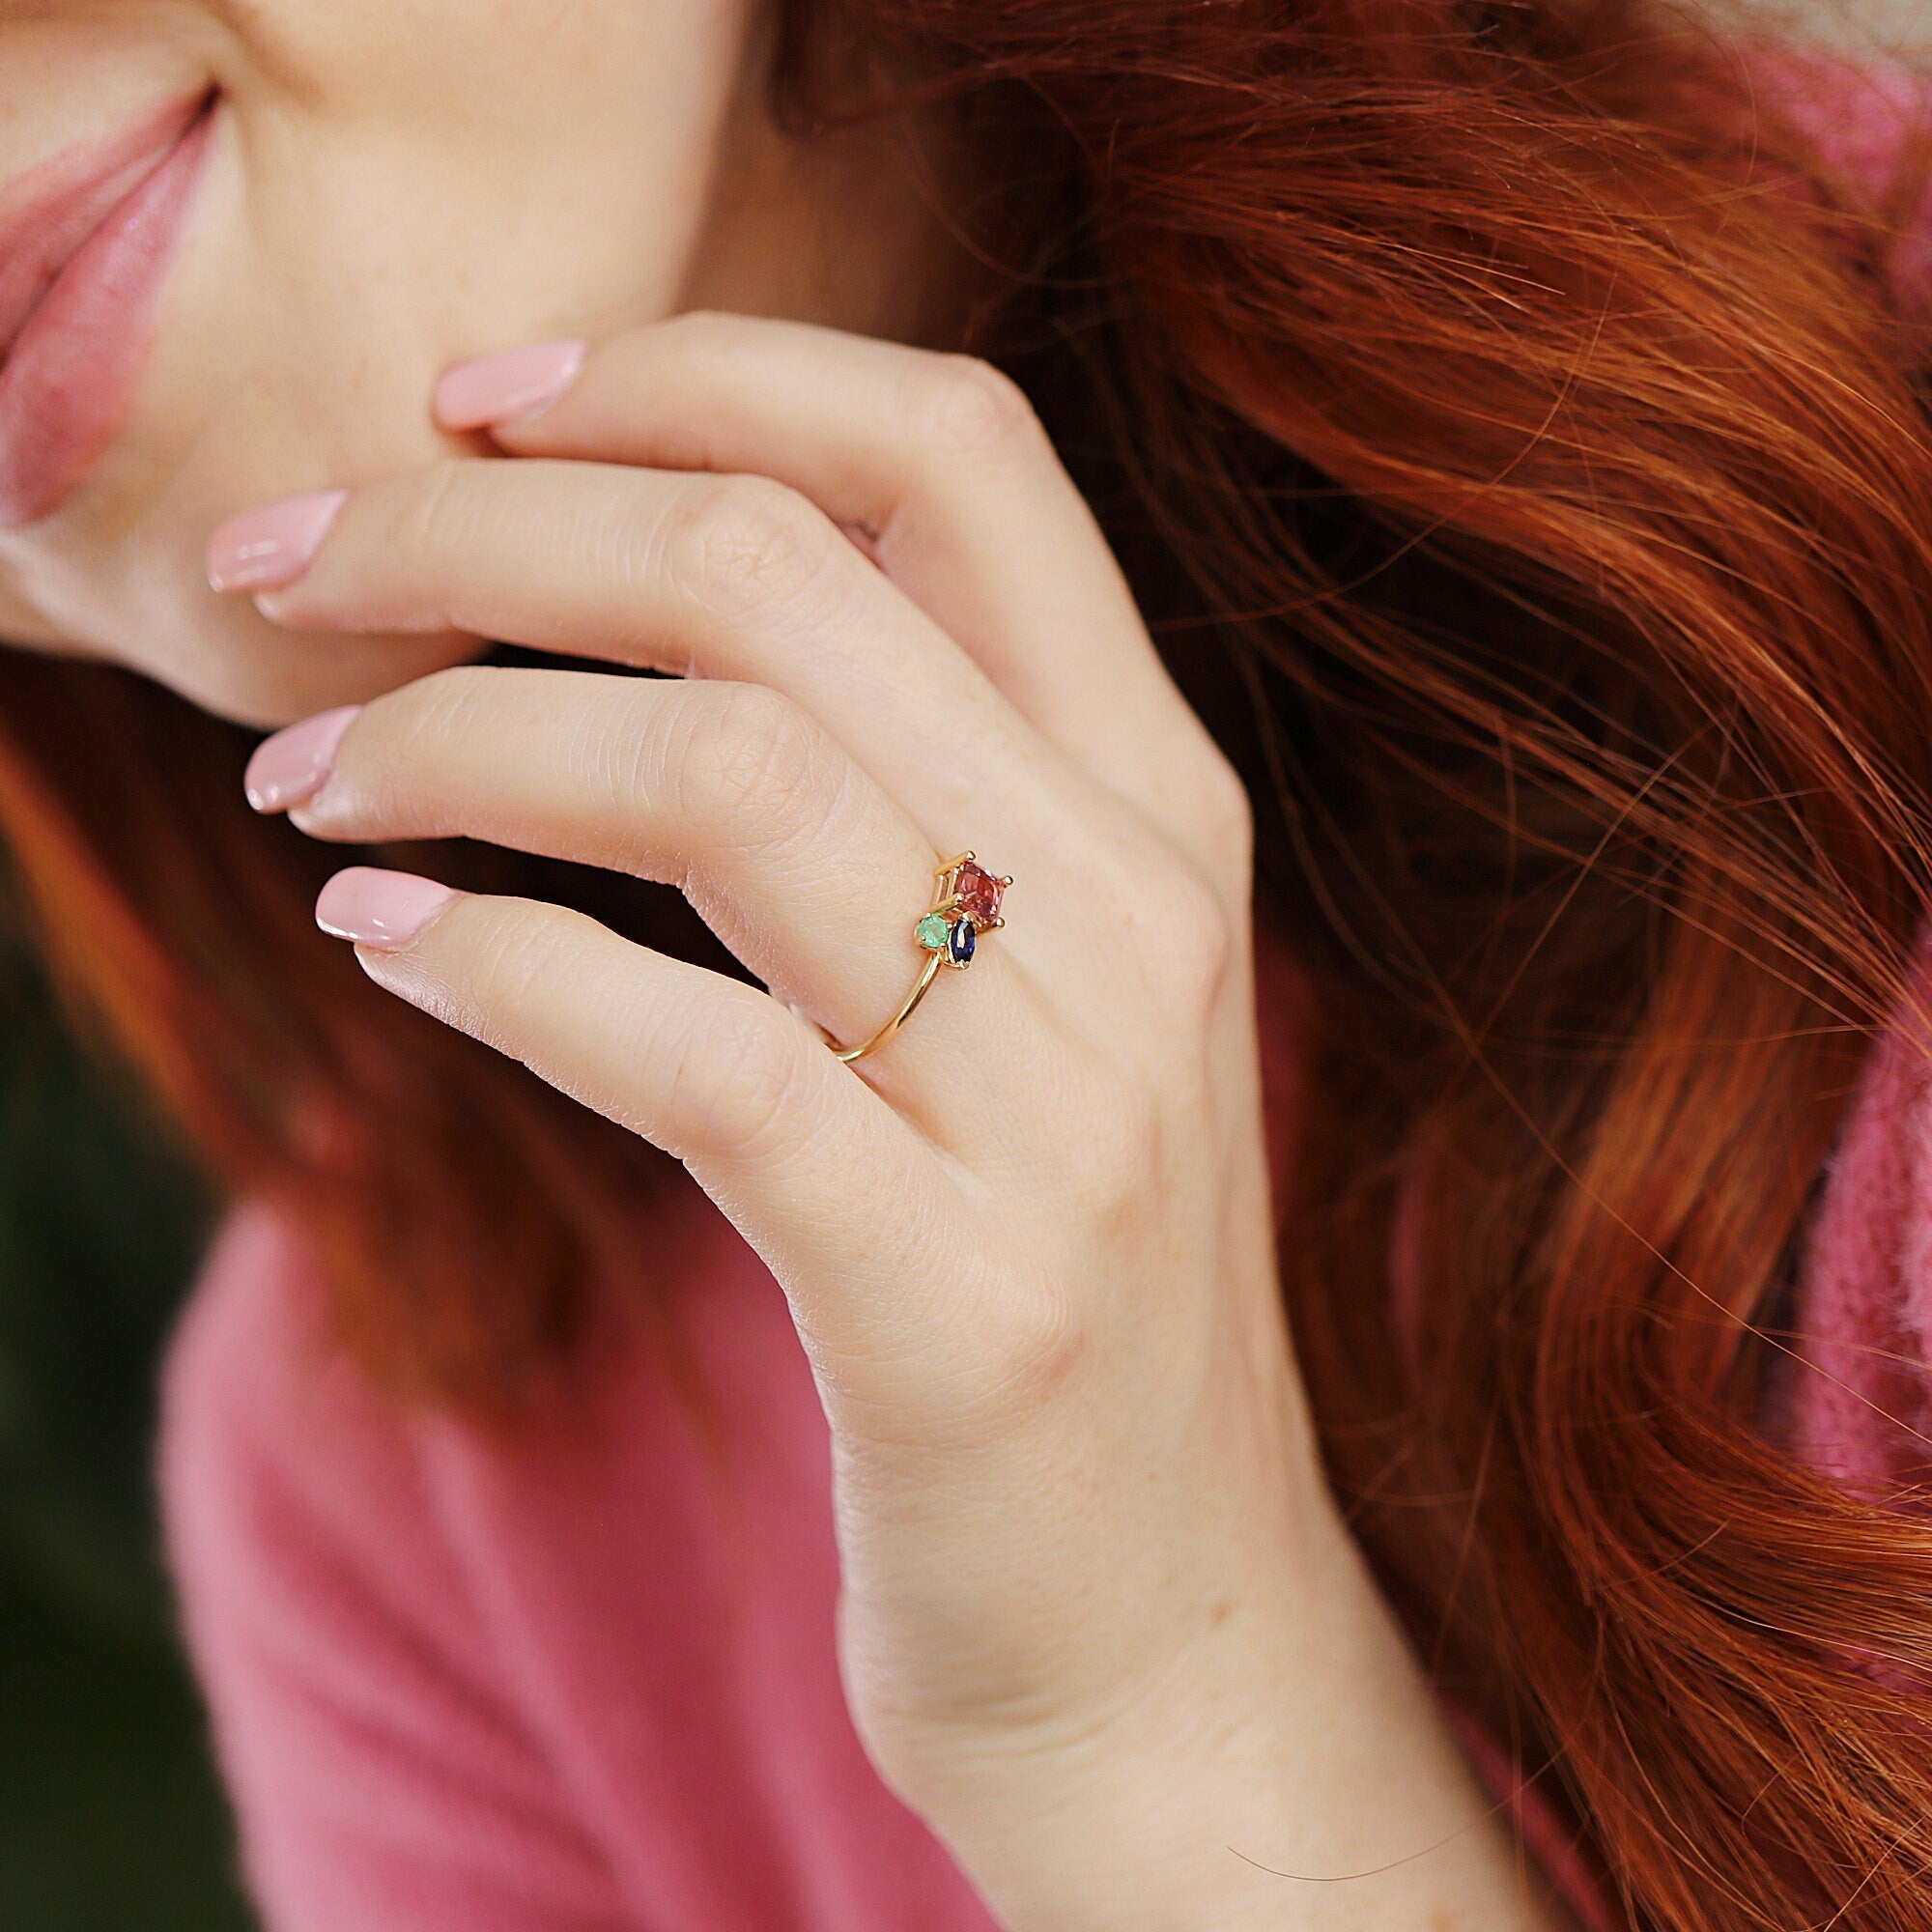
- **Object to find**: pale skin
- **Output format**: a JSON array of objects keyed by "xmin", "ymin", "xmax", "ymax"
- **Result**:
[{"xmin": 4, "ymin": 5, "xmax": 1569, "ymax": 1927}]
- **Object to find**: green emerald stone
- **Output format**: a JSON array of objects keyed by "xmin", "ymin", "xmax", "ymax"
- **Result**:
[{"xmin": 917, "ymin": 913, "xmax": 951, "ymax": 951}]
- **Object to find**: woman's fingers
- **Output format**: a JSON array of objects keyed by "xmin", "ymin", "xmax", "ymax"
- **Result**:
[
  {"xmin": 322, "ymin": 881, "xmax": 1054, "ymax": 1419},
  {"xmin": 433, "ymin": 313, "xmax": 1236, "ymax": 853},
  {"xmin": 216, "ymin": 457, "xmax": 1087, "ymax": 874},
  {"xmin": 259, "ymin": 667, "xmax": 1084, "ymax": 1156}
]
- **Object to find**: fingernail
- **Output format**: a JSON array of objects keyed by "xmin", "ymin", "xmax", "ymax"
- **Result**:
[
  {"xmin": 315, "ymin": 868, "xmax": 459, "ymax": 950},
  {"xmin": 434, "ymin": 339, "xmax": 587, "ymax": 431},
  {"xmin": 207, "ymin": 490, "xmax": 349, "ymax": 593},
  {"xmin": 244, "ymin": 705, "xmax": 360, "ymax": 813}
]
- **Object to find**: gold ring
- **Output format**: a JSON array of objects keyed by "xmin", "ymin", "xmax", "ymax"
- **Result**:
[{"xmin": 819, "ymin": 851, "xmax": 1011, "ymax": 1065}]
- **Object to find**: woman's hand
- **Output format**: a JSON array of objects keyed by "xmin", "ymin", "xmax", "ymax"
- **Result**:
[{"xmin": 209, "ymin": 314, "xmax": 1564, "ymax": 1931}]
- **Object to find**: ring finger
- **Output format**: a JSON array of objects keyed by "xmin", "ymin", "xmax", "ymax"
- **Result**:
[{"xmin": 250, "ymin": 663, "xmax": 1095, "ymax": 1157}]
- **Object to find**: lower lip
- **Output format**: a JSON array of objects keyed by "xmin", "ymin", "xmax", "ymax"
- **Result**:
[{"xmin": 0, "ymin": 105, "xmax": 214, "ymax": 528}]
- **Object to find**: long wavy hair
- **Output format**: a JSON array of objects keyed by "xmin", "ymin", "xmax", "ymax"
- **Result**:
[{"xmin": 7, "ymin": 0, "xmax": 1932, "ymax": 1921}]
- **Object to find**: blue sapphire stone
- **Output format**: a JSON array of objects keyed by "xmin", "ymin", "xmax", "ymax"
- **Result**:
[{"xmin": 948, "ymin": 918, "xmax": 976, "ymax": 965}]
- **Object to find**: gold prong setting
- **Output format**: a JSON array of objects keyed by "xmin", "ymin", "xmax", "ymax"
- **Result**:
[
  {"xmin": 914, "ymin": 850, "xmax": 1012, "ymax": 970},
  {"xmin": 822, "ymin": 848, "xmax": 1014, "ymax": 1063}
]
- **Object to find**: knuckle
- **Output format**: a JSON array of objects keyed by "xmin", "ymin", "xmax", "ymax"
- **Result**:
[
  {"xmin": 664, "ymin": 472, "xmax": 847, "ymax": 624},
  {"xmin": 1072, "ymin": 1071, "xmax": 1167, "ymax": 1222},
  {"xmin": 659, "ymin": 306, "xmax": 750, "ymax": 355},
  {"xmin": 334, "ymin": 665, "xmax": 508, "ymax": 825},
  {"xmin": 914, "ymin": 355, "xmax": 1042, "ymax": 464},
  {"xmin": 661, "ymin": 990, "xmax": 813, "ymax": 1158},
  {"xmin": 670, "ymin": 683, "xmax": 838, "ymax": 854},
  {"xmin": 391, "ymin": 460, "xmax": 484, "ymax": 574},
  {"xmin": 384, "ymin": 662, "xmax": 499, "ymax": 744},
  {"xmin": 1193, "ymin": 753, "xmax": 1256, "ymax": 872},
  {"xmin": 459, "ymin": 905, "xmax": 572, "ymax": 1034},
  {"xmin": 1092, "ymin": 836, "xmax": 1237, "ymax": 1012},
  {"xmin": 1159, "ymin": 870, "xmax": 1238, "ymax": 1005},
  {"xmin": 576, "ymin": 696, "xmax": 668, "ymax": 864}
]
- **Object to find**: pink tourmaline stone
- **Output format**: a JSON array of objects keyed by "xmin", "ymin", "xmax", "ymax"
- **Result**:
[{"xmin": 953, "ymin": 861, "xmax": 1003, "ymax": 923}]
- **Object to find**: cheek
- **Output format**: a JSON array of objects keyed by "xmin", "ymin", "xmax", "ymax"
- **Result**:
[
  {"xmin": 0, "ymin": 0, "xmax": 754, "ymax": 725},
  {"xmin": 232, "ymin": 0, "xmax": 756, "ymax": 287},
  {"xmin": 0, "ymin": 212, "xmax": 487, "ymax": 730}
]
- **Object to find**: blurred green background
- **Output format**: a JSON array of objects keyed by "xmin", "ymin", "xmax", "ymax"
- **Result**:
[{"xmin": 0, "ymin": 907, "xmax": 254, "ymax": 1929}]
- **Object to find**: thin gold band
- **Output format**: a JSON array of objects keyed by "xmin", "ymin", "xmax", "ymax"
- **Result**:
[
  {"xmin": 820, "ymin": 849, "xmax": 1010, "ymax": 1065},
  {"xmin": 827, "ymin": 949, "xmax": 947, "ymax": 1065}
]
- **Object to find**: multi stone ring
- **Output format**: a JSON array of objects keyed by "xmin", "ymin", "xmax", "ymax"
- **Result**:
[{"xmin": 819, "ymin": 851, "xmax": 1011, "ymax": 1065}]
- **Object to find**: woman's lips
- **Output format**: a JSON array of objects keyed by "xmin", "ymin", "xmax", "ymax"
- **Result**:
[{"xmin": 0, "ymin": 94, "xmax": 214, "ymax": 527}]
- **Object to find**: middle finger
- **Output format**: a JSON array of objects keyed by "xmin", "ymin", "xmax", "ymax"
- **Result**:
[{"xmin": 209, "ymin": 458, "xmax": 1097, "ymax": 881}]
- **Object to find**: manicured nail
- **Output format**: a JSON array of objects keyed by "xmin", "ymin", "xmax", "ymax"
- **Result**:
[
  {"xmin": 244, "ymin": 705, "xmax": 360, "ymax": 813},
  {"xmin": 315, "ymin": 868, "xmax": 459, "ymax": 950},
  {"xmin": 207, "ymin": 490, "xmax": 349, "ymax": 593},
  {"xmin": 434, "ymin": 338, "xmax": 587, "ymax": 431}
]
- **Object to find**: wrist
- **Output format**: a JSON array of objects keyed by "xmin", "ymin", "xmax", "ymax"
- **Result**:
[{"xmin": 916, "ymin": 1517, "xmax": 1572, "ymax": 1932}]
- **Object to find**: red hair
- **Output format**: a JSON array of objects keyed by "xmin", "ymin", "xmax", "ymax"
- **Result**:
[{"xmin": 8, "ymin": 0, "xmax": 1932, "ymax": 1919}]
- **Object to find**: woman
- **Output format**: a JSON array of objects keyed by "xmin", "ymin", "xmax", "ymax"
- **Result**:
[{"xmin": 3, "ymin": 0, "xmax": 1930, "ymax": 1925}]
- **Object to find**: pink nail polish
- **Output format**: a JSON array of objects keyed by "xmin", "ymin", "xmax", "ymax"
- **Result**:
[
  {"xmin": 244, "ymin": 705, "xmax": 360, "ymax": 813},
  {"xmin": 434, "ymin": 339, "xmax": 587, "ymax": 431},
  {"xmin": 207, "ymin": 490, "xmax": 349, "ymax": 593},
  {"xmin": 315, "ymin": 868, "xmax": 459, "ymax": 950}
]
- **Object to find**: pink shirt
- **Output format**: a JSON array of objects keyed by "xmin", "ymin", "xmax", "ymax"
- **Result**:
[{"xmin": 161, "ymin": 1186, "xmax": 1006, "ymax": 1931}]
